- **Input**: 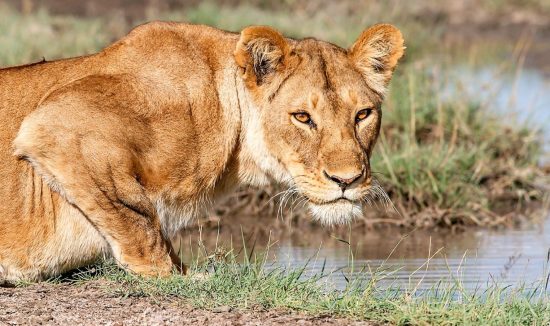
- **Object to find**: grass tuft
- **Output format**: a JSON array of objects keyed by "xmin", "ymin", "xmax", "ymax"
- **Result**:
[{"xmin": 49, "ymin": 251, "xmax": 550, "ymax": 325}]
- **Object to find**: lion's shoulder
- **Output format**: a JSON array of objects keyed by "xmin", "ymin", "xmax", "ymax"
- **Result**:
[{"xmin": 104, "ymin": 21, "xmax": 238, "ymax": 54}]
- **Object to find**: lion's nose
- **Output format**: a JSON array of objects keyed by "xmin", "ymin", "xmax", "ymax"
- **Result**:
[{"xmin": 323, "ymin": 169, "xmax": 364, "ymax": 191}]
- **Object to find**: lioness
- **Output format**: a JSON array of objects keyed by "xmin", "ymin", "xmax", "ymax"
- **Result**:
[{"xmin": 0, "ymin": 22, "xmax": 404, "ymax": 283}]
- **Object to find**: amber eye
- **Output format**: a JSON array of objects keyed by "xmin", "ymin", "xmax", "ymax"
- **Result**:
[
  {"xmin": 355, "ymin": 108, "xmax": 373, "ymax": 123},
  {"xmin": 292, "ymin": 112, "xmax": 312, "ymax": 124}
]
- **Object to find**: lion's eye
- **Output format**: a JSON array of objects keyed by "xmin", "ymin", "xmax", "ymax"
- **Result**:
[
  {"xmin": 355, "ymin": 108, "xmax": 373, "ymax": 123},
  {"xmin": 292, "ymin": 112, "xmax": 312, "ymax": 124}
]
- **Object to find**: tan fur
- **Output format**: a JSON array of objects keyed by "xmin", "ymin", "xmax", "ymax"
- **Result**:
[{"xmin": 0, "ymin": 22, "xmax": 404, "ymax": 283}]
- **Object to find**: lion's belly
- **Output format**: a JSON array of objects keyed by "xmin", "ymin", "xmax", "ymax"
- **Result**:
[
  {"xmin": 32, "ymin": 199, "xmax": 109, "ymax": 278},
  {"xmin": 0, "ymin": 163, "xmax": 109, "ymax": 283}
]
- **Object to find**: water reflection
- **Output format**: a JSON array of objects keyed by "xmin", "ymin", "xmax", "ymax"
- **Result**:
[
  {"xmin": 177, "ymin": 216, "xmax": 550, "ymax": 291},
  {"xmin": 441, "ymin": 65, "xmax": 550, "ymax": 155},
  {"xmin": 273, "ymin": 217, "xmax": 550, "ymax": 290}
]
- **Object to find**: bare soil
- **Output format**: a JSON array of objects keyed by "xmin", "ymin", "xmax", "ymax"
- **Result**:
[{"xmin": 0, "ymin": 281, "xmax": 375, "ymax": 325}]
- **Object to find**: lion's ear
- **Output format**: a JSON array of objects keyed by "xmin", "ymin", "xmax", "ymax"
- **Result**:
[
  {"xmin": 349, "ymin": 24, "xmax": 405, "ymax": 95},
  {"xmin": 234, "ymin": 26, "xmax": 290, "ymax": 86}
]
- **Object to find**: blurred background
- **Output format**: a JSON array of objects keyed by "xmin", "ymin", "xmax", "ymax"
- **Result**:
[{"xmin": 1, "ymin": 0, "xmax": 549, "ymax": 290}]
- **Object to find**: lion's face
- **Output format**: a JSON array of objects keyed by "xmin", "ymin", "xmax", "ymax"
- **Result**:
[
  {"xmin": 262, "ymin": 51, "xmax": 381, "ymax": 225},
  {"xmin": 235, "ymin": 24, "xmax": 404, "ymax": 224}
]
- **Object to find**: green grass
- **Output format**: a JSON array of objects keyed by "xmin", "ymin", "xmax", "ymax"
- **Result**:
[
  {"xmin": 0, "ymin": 5, "xmax": 110, "ymax": 67},
  {"xmin": 369, "ymin": 66, "xmax": 546, "ymax": 227},
  {"xmin": 0, "ymin": 1, "xmax": 435, "ymax": 65},
  {"xmin": 51, "ymin": 252, "xmax": 550, "ymax": 325},
  {"xmin": 0, "ymin": 2, "xmax": 547, "ymax": 228}
]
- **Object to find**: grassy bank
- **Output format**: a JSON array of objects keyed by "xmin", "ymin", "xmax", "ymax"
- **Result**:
[
  {"xmin": 0, "ymin": 2, "xmax": 548, "ymax": 228},
  {"xmin": 368, "ymin": 64, "xmax": 547, "ymax": 228},
  {"xmin": 46, "ymin": 254, "xmax": 550, "ymax": 325}
]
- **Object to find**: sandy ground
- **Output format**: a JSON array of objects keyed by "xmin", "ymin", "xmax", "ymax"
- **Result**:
[{"xmin": 0, "ymin": 281, "xmax": 375, "ymax": 326}]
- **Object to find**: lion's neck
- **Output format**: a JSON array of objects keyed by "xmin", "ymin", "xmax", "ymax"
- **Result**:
[
  {"xmin": 221, "ymin": 69, "xmax": 291, "ymax": 189},
  {"xmin": 154, "ymin": 51, "xmax": 290, "ymax": 236}
]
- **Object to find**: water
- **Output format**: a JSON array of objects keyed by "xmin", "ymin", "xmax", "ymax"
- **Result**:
[
  {"xmin": 270, "ymin": 218, "xmax": 550, "ymax": 291},
  {"xmin": 178, "ymin": 216, "xmax": 550, "ymax": 292},
  {"xmin": 443, "ymin": 65, "xmax": 550, "ymax": 155},
  {"xmin": 445, "ymin": 66, "xmax": 550, "ymax": 123}
]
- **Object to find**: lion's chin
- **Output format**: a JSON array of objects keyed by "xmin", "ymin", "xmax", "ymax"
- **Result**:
[{"xmin": 308, "ymin": 200, "xmax": 363, "ymax": 226}]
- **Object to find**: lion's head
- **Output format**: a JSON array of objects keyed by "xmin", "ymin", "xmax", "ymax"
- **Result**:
[{"xmin": 234, "ymin": 24, "xmax": 404, "ymax": 225}]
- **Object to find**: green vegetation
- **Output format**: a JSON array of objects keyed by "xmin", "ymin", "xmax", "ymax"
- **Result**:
[
  {"xmin": 0, "ymin": 2, "xmax": 547, "ymax": 229},
  {"xmin": 0, "ymin": 6, "xmax": 108, "ymax": 67},
  {"xmin": 370, "ymin": 65, "xmax": 546, "ymax": 227},
  {"xmin": 0, "ymin": 2, "xmax": 433, "ymax": 65},
  {"xmin": 51, "ymin": 252, "xmax": 550, "ymax": 325}
]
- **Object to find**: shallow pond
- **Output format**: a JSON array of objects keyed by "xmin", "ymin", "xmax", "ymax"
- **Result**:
[
  {"xmin": 178, "ymin": 215, "xmax": 550, "ymax": 292},
  {"xmin": 269, "ymin": 217, "xmax": 550, "ymax": 291},
  {"xmin": 443, "ymin": 65, "xmax": 550, "ymax": 155}
]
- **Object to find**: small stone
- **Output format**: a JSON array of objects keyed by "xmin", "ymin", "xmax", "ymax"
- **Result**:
[{"xmin": 212, "ymin": 306, "xmax": 232, "ymax": 313}]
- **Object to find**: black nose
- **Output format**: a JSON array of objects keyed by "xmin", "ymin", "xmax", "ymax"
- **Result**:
[{"xmin": 323, "ymin": 170, "xmax": 364, "ymax": 191}]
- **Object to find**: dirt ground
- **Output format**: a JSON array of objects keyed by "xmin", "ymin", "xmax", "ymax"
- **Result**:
[{"xmin": 0, "ymin": 281, "xmax": 375, "ymax": 326}]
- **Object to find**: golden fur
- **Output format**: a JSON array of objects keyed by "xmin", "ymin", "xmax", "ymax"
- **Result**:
[{"xmin": 0, "ymin": 22, "xmax": 404, "ymax": 283}]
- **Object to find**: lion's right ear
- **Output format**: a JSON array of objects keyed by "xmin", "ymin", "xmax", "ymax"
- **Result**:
[
  {"xmin": 349, "ymin": 24, "xmax": 405, "ymax": 96},
  {"xmin": 234, "ymin": 26, "xmax": 290, "ymax": 86}
]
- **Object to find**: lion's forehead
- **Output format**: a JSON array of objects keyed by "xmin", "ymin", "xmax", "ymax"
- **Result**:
[{"xmin": 280, "ymin": 43, "xmax": 380, "ymax": 112}]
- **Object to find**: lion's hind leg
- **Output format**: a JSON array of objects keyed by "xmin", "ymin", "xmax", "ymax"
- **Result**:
[{"xmin": 13, "ymin": 74, "xmax": 180, "ymax": 278}]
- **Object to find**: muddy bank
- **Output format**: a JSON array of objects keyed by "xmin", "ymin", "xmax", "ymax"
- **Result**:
[{"xmin": 0, "ymin": 282, "xmax": 374, "ymax": 326}]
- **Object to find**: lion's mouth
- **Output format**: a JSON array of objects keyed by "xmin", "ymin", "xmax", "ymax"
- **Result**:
[
  {"xmin": 323, "ymin": 197, "xmax": 351, "ymax": 205},
  {"xmin": 306, "ymin": 196, "xmax": 355, "ymax": 206},
  {"xmin": 307, "ymin": 197, "xmax": 363, "ymax": 225}
]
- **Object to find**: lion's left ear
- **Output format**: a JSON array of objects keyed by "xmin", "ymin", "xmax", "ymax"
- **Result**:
[
  {"xmin": 234, "ymin": 26, "xmax": 291, "ymax": 87},
  {"xmin": 349, "ymin": 24, "xmax": 405, "ymax": 96}
]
